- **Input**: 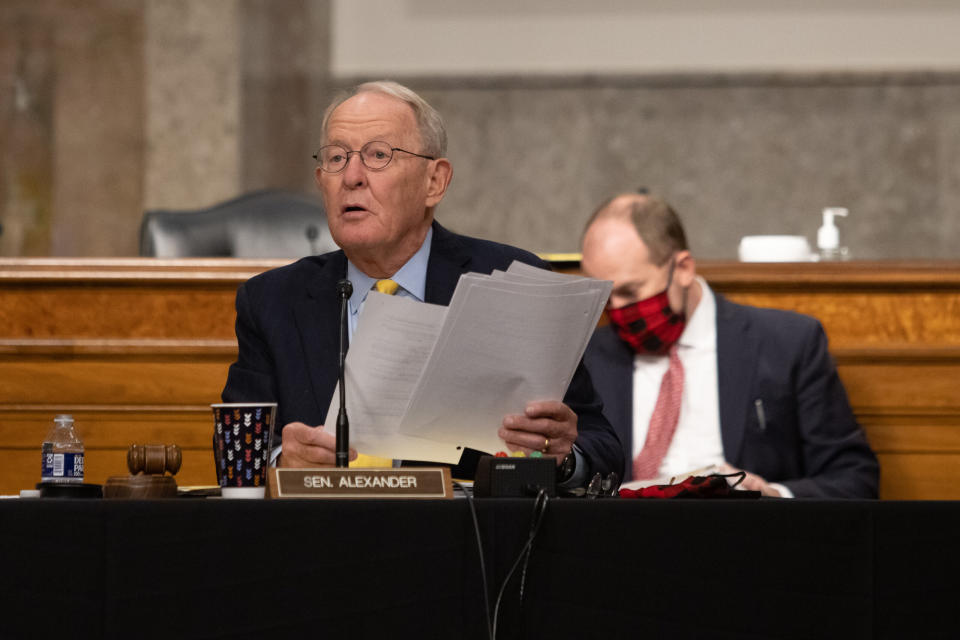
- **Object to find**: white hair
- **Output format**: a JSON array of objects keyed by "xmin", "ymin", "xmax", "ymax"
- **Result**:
[{"xmin": 319, "ymin": 80, "xmax": 447, "ymax": 157}]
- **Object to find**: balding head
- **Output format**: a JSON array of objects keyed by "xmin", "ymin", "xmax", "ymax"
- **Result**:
[
  {"xmin": 584, "ymin": 193, "xmax": 688, "ymax": 267},
  {"xmin": 581, "ymin": 192, "xmax": 699, "ymax": 314}
]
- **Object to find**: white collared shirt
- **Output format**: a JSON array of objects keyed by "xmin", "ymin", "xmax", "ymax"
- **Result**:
[{"xmin": 631, "ymin": 277, "xmax": 724, "ymax": 477}]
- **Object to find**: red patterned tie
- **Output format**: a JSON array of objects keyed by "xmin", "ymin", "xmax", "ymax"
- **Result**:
[{"xmin": 633, "ymin": 345, "xmax": 685, "ymax": 480}]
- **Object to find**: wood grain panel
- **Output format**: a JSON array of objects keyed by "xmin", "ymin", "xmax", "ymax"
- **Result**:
[
  {"xmin": 2, "ymin": 258, "xmax": 960, "ymax": 499},
  {"xmin": 723, "ymin": 292, "xmax": 960, "ymax": 348},
  {"xmin": 698, "ymin": 261, "xmax": 960, "ymax": 289},
  {"xmin": 0, "ymin": 358, "xmax": 233, "ymax": 404},
  {"xmin": 876, "ymin": 453, "xmax": 960, "ymax": 500},
  {"xmin": 0, "ymin": 409, "xmax": 215, "ymax": 448},
  {"xmin": 0, "ymin": 284, "xmax": 238, "ymax": 339},
  {"xmin": 0, "ymin": 409, "xmax": 219, "ymax": 494},
  {"xmin": 836, "ymin": 362, "xmax": 960, "ymax": 410},
  {"xmin": 862, "ymin": 420, "xmax": 960, "ymax": 453}
]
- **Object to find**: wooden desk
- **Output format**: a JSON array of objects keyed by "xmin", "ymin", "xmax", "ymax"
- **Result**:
[{"xmin": 2, "ymin": 259, "xmax": 959, "ymax": 498}]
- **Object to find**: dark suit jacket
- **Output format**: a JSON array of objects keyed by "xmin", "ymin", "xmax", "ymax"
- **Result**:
[
  {"xmin": 222, "ymin": 221, "xmax": 624, "ymax": 480},
  {"xmin": 583, "ymin": 293, "xmax": 878, "ymax": 498}
]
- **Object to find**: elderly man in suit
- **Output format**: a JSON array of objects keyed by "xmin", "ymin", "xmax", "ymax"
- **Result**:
[
  {"xmin": 581, "ymin": 193, "xmax": 877, "ymax": 497},
  {"xmin": 222, "ymin": 81, "xmax": 622, "ymax": 484}
]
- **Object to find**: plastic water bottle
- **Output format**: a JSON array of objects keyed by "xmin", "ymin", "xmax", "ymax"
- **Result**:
[{"xmin": 40, "ymin": 414, "xmax": 85, "ymax": 484}]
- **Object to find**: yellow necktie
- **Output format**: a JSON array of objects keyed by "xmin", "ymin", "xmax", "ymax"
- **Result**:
[
  {"xmin": 351, "ymin": 278, "xmax": 400, "ymax": 469},
  {"xmin": 374, "ymin": 278, "xmax": 399, "ymax": 295}
]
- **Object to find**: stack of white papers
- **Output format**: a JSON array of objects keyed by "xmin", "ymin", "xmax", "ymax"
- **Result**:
[{"xmin": 327, "ymin": 261, "xmax": 611, "ymax": 463}]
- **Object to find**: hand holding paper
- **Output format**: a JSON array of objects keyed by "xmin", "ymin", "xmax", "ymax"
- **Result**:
[{"xmin": 327, "ymin": 262, "xmax": 612, "ymax": 463}]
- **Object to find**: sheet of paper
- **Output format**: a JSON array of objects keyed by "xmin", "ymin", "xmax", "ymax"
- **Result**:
[
  {"xmin": 467, "ymin": 267, "xmax": 611, "ymax": 375},
  {"xmin": 325, "ymin": 293, "xmax": 463, "ymax": 463},
  {"xmin": 502, "ymin": 264, "xmax": 612, "ymax": 356},
  {"xmin": 398, "ymin": 275, "xmax": 607, "ymax": 455},
  {"xmin": 437, "ymin": 274, "xmax": 602, "ymax": 394},
  {"xmin": 327, "ymin": 262, "xmax": 612, "ymax": 464}
]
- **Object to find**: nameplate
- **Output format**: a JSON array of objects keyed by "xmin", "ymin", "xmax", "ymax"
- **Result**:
[{"xmin": 268, "ymin": 467, "xmax": 453, "ymax": 499}]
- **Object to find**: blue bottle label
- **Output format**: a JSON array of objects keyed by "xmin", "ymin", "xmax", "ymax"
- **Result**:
[{"xmin": 41, "ymin": 452, "xmax": 84, "ymax": 480}]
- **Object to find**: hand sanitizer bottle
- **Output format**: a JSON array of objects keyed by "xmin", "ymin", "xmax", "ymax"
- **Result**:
[{"xmin": 817, "ymin": 207, "xmax": 851, "ymax": 261}]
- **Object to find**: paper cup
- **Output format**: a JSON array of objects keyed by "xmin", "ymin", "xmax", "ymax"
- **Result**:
[{"xmin": 212, "ymin": 403, "xmax": 277, "ymax": 498}]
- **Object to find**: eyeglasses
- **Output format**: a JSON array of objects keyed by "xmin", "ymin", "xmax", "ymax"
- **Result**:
[{"xmin": 313, "ymin": 140, "xmax": 435, "ymax": 173}]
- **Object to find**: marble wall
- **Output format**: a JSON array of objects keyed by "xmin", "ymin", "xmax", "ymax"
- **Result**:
[
  {"xmin": 419, "ymin": 75, "xmax": 960, "ymax": 259},
  {"xmin": 1, "ymin": 1, "xmax": 958, "ymax": 258},
  {"xmin": 144, "ymin": 0, "xmax": 241, "ymax": 212},
  {"xmin": 1, "ymin": 0, "xmax": 144, "ymax": 256}
]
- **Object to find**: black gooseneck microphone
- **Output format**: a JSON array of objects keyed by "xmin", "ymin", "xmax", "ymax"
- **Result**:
[
  {"xmin": 336, "ymin": 279, "xmax": 353, "ymax": 468},
  {"xmin": 305, "ymin": 225, "xmax": 319, "ymax": 255}
]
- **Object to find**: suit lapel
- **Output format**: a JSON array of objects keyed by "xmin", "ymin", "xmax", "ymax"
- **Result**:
[
  {"xmin": 605, "ymin": 334, "xmax": 636, "ymax": 479},
  {"xmin": 424, "ymin": 221, "xmax": 472, "ymax": 304},
  {"xmin": 716, "ymin": 294, "xmax": 757, "ymax": 464},
  {"xmin": 294, "ymin": 251, "xmax": 348, "ymax": 422}
]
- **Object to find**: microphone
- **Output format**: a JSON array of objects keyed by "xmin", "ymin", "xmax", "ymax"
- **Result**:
[
  {"xmin": 305, "ymin": 225, "xmax": 319, "ymax": 255},
  {"xmin": 335, "ymin": 279, "xmax": 353, "ymax": 467}
]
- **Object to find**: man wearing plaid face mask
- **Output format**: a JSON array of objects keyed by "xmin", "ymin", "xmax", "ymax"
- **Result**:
[{"xmin": 581, "ymin": 193, "xmax": 878, "ymax": 498}]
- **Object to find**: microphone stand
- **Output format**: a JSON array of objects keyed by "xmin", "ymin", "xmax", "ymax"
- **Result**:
[
  {"xmin": 305, "ymin": 225, "xmax": 319, "ymax": 255},
  {"xmin": 336, "ymin": 279, "xmax": 353, "ymax": 468}
]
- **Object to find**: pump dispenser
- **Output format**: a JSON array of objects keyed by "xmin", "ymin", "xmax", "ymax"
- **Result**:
[{"xmin": 817, "ymin": 207, "xmax": 850, "ymax": 261}]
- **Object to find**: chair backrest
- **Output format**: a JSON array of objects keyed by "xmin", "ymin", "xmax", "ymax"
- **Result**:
[{"xmin": 139, "ymin": 189, "xmax": 339, "ymax": 258}]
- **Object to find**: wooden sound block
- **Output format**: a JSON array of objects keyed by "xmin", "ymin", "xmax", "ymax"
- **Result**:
[{"xmin": 104, "ymin": 474, "xmax": 178, "ymax": 499}]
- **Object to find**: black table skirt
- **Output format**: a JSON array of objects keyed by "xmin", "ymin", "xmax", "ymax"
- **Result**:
[{"xmin": 2, "ymin": 498, "xmax": 958, "ymax": 640}]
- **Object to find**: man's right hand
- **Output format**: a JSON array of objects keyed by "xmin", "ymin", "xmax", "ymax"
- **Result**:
[{"xmin": 277, "ymin": 422, "xmax": 357, "ymax": 467}]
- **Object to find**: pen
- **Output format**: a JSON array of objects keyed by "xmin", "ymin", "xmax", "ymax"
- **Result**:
[{"xmin": 754, "ymin": 399, "xmax": 767, "ymax": 431}]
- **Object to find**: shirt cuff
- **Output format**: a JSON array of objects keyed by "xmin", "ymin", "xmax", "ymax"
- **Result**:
[
  {"xmin": 768, "ymin": 482, "xmax": 794, "ymax": 498},
  {"xmin": 269, "ymin": 444, "xmax": 282, "ymax": 466}
]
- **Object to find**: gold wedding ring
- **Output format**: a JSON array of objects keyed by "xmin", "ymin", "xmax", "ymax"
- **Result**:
[{"xmin": 543, "ymin": 437, "xmax": 550, "ymax": 453}]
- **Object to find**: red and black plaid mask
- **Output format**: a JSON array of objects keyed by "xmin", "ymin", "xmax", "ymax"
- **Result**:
[{"xmin": 607, "ymin": 263, "xmax": 686, "ymax": 355}]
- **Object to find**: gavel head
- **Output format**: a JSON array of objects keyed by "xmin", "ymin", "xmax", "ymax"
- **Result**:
[{"xmin": 127, "ymin": 444, "xmax": 183, "ymax": 476}]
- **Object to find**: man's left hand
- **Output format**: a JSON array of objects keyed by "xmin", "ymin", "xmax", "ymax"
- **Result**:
[{"xmin": 499, "ymin": 400, "xmax": 578, "ymax": 465}]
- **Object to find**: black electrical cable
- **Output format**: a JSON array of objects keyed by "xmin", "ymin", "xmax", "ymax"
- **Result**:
[
  {"xmin": 454, "ymin": 480, "xmax": 494, "ymax": 640},
  {"xmin": 492, "ymin": 489, "xmax": 550, "ymax": 638},
  {"xmin": 517, "ymin": 497, "xmax": 543, "ymax": 603}
]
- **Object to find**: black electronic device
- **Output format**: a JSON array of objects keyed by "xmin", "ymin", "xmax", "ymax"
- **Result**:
[
  {"xmin": 36, "ymin": 482, "xmax": 103, "ymax": 499},
  {"xmin": 335, "ymin": 279, "xmax": 353, "ymax": 468},
  {"xmin": 473, "ymin": 456, "xmax": 556, "ymax": 498}
]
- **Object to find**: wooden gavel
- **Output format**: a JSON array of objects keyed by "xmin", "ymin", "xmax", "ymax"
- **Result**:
[
  {"xmin": 104, "ymin": 444, "xmax": 182, "ymax": 499},
  {"xmin": 127, "ymin": 444, "xmax": 182, "ymax": 476}
]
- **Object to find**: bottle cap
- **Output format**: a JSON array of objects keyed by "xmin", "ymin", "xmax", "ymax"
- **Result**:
[{"xmin": 818, "ymin": 207, "xmax": 848, "ymax": 250}]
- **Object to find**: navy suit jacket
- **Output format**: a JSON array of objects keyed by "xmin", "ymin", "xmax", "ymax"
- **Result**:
[
  {"xmin": 222, "ymin": 221, "xmax": 624, "ymax": 480},
  {"xmin": 583, "ymin": 294, "xmax": 878, "ymax": 498}
]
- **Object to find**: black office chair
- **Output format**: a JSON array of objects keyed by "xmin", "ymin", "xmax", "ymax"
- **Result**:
[{"xmin": 139, "ymin": 189, "xmax": 338, "ymax": 258}]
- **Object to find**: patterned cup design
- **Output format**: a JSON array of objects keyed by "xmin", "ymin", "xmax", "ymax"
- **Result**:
[{"xmin": 212, "ymin": 404, "xmax": 276, "ymax": 488}]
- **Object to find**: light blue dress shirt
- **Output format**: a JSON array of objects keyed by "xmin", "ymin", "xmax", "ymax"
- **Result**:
[
  {"xmin": 345, "ymin": 226, "xmax": 432, "ymax": 340},
  {"xmin": 298, "ymin": 225, "xmax": 585, "ymax": 486}
]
